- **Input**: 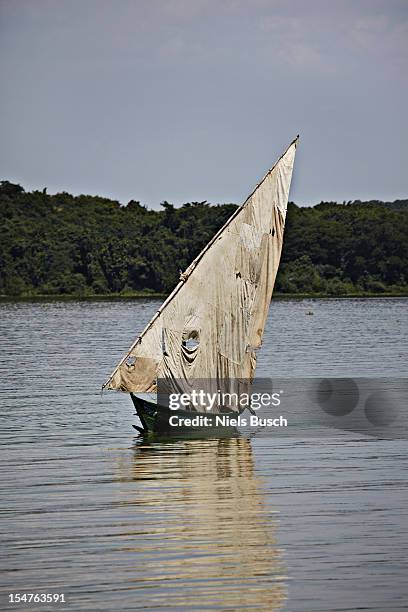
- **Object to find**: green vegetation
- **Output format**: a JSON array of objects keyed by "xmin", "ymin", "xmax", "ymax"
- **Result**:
[{"xmin": 1, "ymin": 180, "xmax": 407, "ymax": 298}]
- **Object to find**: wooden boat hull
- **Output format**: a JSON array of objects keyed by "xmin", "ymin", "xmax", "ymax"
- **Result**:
[{"xmin": 130, "ymin": 393, "xmax": 240, "ymax": 434}]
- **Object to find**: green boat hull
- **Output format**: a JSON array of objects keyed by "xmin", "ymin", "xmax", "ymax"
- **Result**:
[{"xmin": 130, "ymin": 393, "xmax": 241, "ymax": 434}]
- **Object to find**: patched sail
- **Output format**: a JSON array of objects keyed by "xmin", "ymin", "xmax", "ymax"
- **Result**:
[{"xmin": 104, "ymin": 137, "xmax": 298, "ymax": 400}]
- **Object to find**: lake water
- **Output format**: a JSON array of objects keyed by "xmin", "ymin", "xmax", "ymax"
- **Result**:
[{"xmin": 0, "ymin": 298, "xmax": 407, "ymax": 610}]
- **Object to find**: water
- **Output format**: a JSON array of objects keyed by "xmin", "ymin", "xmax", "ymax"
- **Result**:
[{"xmin": 0, "ymin": 298, "xmax": 407, "ymax": 610}]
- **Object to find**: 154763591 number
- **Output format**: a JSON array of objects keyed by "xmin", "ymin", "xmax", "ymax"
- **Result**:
[{"xmin": 9, "ymin": 593, "xmax": 66, "ymax": 604}]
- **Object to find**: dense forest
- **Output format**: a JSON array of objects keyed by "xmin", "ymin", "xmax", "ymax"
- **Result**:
[{"xmin": 1, "ymin": 180, "xmax": 407, "ymax": 297}]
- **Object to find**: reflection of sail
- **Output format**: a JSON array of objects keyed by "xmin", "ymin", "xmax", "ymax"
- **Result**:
[{"xmin": 116, "ymin": 437, "xmax": 287, "ymax": 609}]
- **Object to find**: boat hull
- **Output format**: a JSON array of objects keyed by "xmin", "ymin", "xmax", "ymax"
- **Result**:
[{"xmin": 130, "ymin": 393, "xmax": 240, "ymax": 434}]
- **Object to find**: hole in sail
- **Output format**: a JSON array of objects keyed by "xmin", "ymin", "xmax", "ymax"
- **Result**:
[
  {"xmin": 162, "ymin": 328, "xmax": 169, "ymax": 356},
  {"xmin": 182, "ymin": 329, "xmax": 200, "ymax": 350},
  {"xmin": 126, "ymin": 356, "xmax": 136, "ymax": 367},
  {"xmin": 271, "ymin": 227, "xmax": 275, "ymax": 236},
  {"xmin": 184, "ymin": 337, "xmax": 199, "ymax": 349},
  {"xmin": 236, "ymin": 271, "xmax": 241, "ymax": 278}
]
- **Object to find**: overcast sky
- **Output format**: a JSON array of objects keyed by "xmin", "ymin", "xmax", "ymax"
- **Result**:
[{"xmin": 0, "ymin": 0, "xmax": 407, "ymax": 208}]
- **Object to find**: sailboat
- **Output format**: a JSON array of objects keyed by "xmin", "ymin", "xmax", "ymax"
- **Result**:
[{"xmin": 103, "ymin": 137, "xmax": 298, "ymax": 433}]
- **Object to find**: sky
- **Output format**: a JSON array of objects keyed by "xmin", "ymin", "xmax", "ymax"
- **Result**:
[{"xmin": 0, "ymin": 0, "xmax": 407, "ymax": 208}]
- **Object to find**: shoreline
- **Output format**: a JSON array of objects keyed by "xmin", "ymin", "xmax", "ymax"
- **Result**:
[{"xmin": 1, "ymin": 291, "xmax": 407, "ymax": 302}]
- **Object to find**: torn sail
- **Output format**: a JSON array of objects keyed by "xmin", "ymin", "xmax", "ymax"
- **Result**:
[{"xmin": 103, "ymin": 137, "xmax": 298, "ymax": 404}]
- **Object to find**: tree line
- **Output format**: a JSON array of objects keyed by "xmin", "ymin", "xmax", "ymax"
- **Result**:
[{"xmin": 0, "ymin": 180, "xmax": 407, "ymax": 297}]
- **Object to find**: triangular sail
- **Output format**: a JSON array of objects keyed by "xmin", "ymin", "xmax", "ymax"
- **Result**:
[{"xmin": 104, "ymin": 137, "xmax": 298, "ymax": 399}]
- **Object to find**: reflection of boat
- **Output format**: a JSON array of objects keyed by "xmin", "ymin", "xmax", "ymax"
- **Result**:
[
  {"xmin": 104, "ymin": 138, "xmax": 298, "ymax": 432},
  {"xmin": 115, "ymin": 436, "xmax": 286, "ymax": 609}
]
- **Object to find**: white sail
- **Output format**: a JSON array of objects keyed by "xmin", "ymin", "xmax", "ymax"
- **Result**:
[{"xmin": 104, "ymin": 137, "xmax": 298, "ymax": 398}]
